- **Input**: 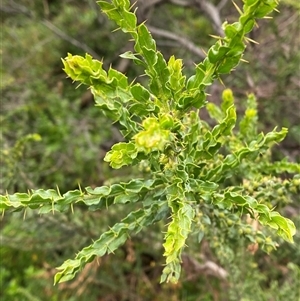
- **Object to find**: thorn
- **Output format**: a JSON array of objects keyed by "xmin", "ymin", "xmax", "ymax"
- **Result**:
[
  {"xmin": 23, "ymin": 208, "xmax": 27, "ymax": 220},
  {"xmin": 245, "ymin": 37, "xmax": 259, "ymax": 45},
  {"xmin": 71, "ymin": 203, "xmax": 74, "ymax": 214},
  {"xmin": 201, "ymin": 48, "xmax": 207, "ymax": 56},
  {"xmin": 240, "ymin": 58, "xmax": 249, "ymax": 63},
  {"xmin": 112, "ymin": 27, "xmax": 121, "ymax": 33},
  {"xmin": 130, "ymin": 1, "xmax": 138, "ymax": 11},
  {"xmin": 106, "ymin": 244, "xmax": 115, "ymax": 254},
  {"xmin": 78, "ymin": 182, "xmax": 83, "ymax": 194},
  {"xmin": 274, "ymin": 8, "xmax": 280, "ymax": 13},
  {"xmin": 1, "ymin": 210, "xmax": 5, "ymax": 219},
  {"xmin": 209, "ymin": 34, "xmax": 223, "ymax": 40},
  {"xmin": 218, "ymin": 77, "xmax": 226, "ymax": 87},
  {"xmin": 232, "ymin": 0, "xmax": 243, "ymax": 15},
  {"xmin": 140, "ymin": 20, "xmax": 148, "ymax": 26},
  {"xmin": 52, "ymin": 197, "xmax": 55, "ymax": 215},
  {"xmin": 56, "ymin": 185, "xmax": 62, "ymax": 197},
  {"xmin": 263, "ymin": 16, "xmax": 273, "ymax": 19},
  {"xmin": 130, "ymin": 77, "xmax": 138, "ymax": 85}
]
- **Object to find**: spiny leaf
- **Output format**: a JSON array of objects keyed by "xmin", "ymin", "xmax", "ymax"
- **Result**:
[
  {"xmin": 0, "ymin": 179, "xmax": 157, "ymax": 213},
  {"xmin": 55, "ymin": 200, "xmax": 169, "ymax": 284},
  {"xmin": 162, "ymin": 198, "xmax": 195, "ymax": 283}
]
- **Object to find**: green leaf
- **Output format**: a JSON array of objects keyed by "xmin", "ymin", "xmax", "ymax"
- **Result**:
[
  {"xmin": 259, "ymin": 211, "xmax": 296, "ymax": 243},
  {"xmin": 98, "ymin": 0, "xmax": 137, "ymax": 33},
  {"xmin": 104, "ymin": 142, "xmax": 138, "ymax": 169},
  {"xmin": 133, "ymin": 117, "xmax": 172, "ymax": 153},
  {"xmin": 208, "ymin": 44, "xmax": 230, "ymax": 64},
  {"xmin": 55, "ymin": 200, "xmax": 168, "ymax": 284},
  {"xmin": 136, "ymin": 24, "xmax": 156, "ymax": 53},
  {"xmin": 224, "ymin": 22, "xmax": 242, "ymax": 38},
  {"xmin": 167, "ymin": 55, "xmax": 186, "ymax": 96},
  {"xmin": 162, "ymin": 200, "xmax": 195, "ymax": 283},
  {"xmin": 119, "ymin": 51, "xmax": 144, "ymax": 65},
  {"xmin": 130, "ymin": 83, "xmax": 151, "ymax": 102}
]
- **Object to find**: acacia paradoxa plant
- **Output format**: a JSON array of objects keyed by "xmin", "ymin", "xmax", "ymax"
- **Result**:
[{"xmin": 1, "ymin": 0, "xmax": 299, "ymax": 284}]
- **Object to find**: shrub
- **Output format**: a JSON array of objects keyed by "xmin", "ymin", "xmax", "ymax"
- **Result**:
[{"xmin": 1, "ymin": 0, "xmax": 298, "ymax": 286}]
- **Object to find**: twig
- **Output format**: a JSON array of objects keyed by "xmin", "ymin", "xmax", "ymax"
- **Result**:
[
  {"xmin": 148, "ymin": 25, "xmax": 205, "ymax": 59},
  {"xmin": 182, "ymin": 253, "xmax": 228, "ymax": 280},
  {"xmin": 87, "ymin": 0, "xmax": 105, "ymax": 25},
  {"xmin": 217, "ymin": 0, "xmax": 229, "ymax": 11},
  {"xmin": 42, "ymin": 20, "xmax": 101, "ymax": 59},
  {"xmin": 137, "ymin": 0, "xmax": 165, "ymax": 10},
  {"xmin": 169, "ymin": 0, "xmax": 190, "ymax": 6},
  {"xmin": 194, "ymin": 0, "xmax": 224, "ymax": 36},
  {"xmin": 1, "ymin": 2, "xmax": 100, "ymax": 59}
]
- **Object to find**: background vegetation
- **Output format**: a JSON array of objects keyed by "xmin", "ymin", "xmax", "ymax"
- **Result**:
[{"xmin": 1, "ymin": 0, "xmax": 299, "ymax": 300}]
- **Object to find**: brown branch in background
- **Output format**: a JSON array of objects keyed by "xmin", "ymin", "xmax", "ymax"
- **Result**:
[
  {"xmin": 169, "ymin": 0, "xmax": 190, "ymax": 6},
  {"xmin": 182, "ymin": 253, "xmax": 228, "ymax": 281},
  {"xmin": 41, "ymin": 20, "xmax": 101, "ymax": 60},
  {"xmin": 3, "ymin": 0, "xmax": 224, "ymax": 67},
  {"xmin": 217, "ymin": 0, "xmax": 230, "ymax": 11},
  {"xmin": 1, "ymin": 1, "xmax": 101, "ymax": 60},
  {"xmin": 169, "ymin": 0, "xmax": 225, "ymax": 37},
  {"xmin": 42, "ymin": 0, "xmax": 50, "ymax": 18},
  {"xmin": 87, "ymin": 0, "xmax": 105, "ymax": 25},
  {"xmin": 148, "ymin": 25, "xmax": 206, "ymax": 59},
  {"xmin": 135, "ymin": 0, "xmax": 166, "ymax": 22},
  {"xmin": 1, "ymin": 0, "xmax": 31, "ymax": 16},
  {"xmin": 135, "ymin": 0, "xmax": 224, "ymax": 60},
  {"xmin": 194, "ymin": 0, "xmax": 224, "ymax": 36},
  {"xmin": 136, "ymin": 0, "xmax": 165, "ymax": 10}
]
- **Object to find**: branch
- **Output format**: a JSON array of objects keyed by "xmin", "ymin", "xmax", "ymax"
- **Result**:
[
  {"xmin": 1, "ymin": 2, "xmax": 101, "ymax": 60},
  {"xmin": 87, "ymin": 0, "xmax": 105, "ymax": 25},
  {"xmin": 194, "ymin": 0, "xmax": 224, "ymax": 36},
  {"xmin": 167, "ymin": 0, "xmax": 225, "ymax": 36},
  {"xmin": 182, "ymin": 253, "xmax": 228, "ymax": 280},
  {"xmin": 42, "ymin": 20, "xmax": 101, "ymax": 60},
  {"xmin": 217, "ymin": 0, "xmax": 229, "ymax": 11},
  {"xmin": 136, "ymin": 0, "xmax": 165, "ymax": 10},
  {"xmin": 169, "ymin": 0, "xmax": 190, "ymax": 6},
  {"xmin": 147, "ymin": 25, "xmax": 205, "ymax": 59},
  {"xmin": 0, "ymin": 0, "xmax": 31, "ymax": 16},
  {"xmin": 135, "ymin": 0, "xmax": 165, "ymax": 22}
]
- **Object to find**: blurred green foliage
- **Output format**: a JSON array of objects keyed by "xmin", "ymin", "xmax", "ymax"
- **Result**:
[{"xmin": 1, "ymin": 0, "xmax": 299, "ymax": 300}]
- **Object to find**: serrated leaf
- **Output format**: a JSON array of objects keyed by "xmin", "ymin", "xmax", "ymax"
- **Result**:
[
  {"xmin": 104, "ymin": 142, "xmax": 137, "ymax": 169},
  {"xmin": 136, "ymin": 24, "xmax": 156, "ymax": 53},
  {"xmin": 130, "ymin": 83, "xmax": 151, "ymax": 102},
  {"xmin": 54, "ymin": 200, "xmax": 168, "ymax": 284},
  {"xmin": 120, "ymin": 51, "xmax": 144, "ymax": 65},
  {"xmin": 98, "ymin": 0, "xmax": 137, "ymax": 33},
  {"xmin": 208, "ymin": 44, "xmax": 230, "ymax": 64},
  {"xmin": 163, "ymin": 200, "xmax": 195, "ymax": 276}
]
